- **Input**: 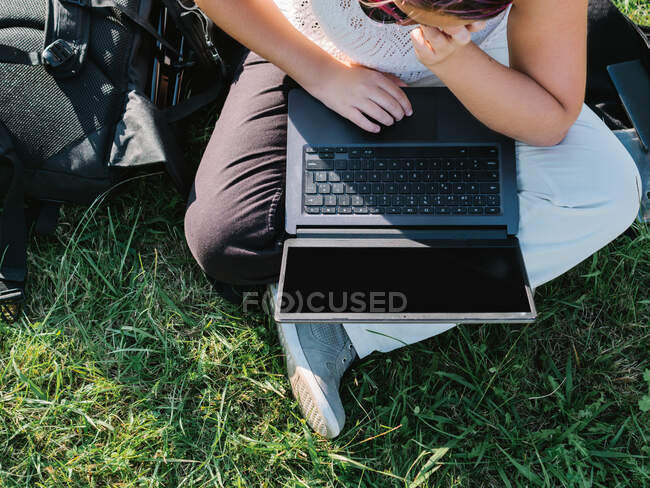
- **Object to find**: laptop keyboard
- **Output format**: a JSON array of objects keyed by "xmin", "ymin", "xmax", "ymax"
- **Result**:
[{"xmin": 303, "ymin": 146, "xmax": 502, "ymax": 216}]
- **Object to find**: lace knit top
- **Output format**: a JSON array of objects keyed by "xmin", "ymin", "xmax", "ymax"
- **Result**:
[{"xmin": 272, "ymin": 0, "xmax": 506, "ymax": 83}]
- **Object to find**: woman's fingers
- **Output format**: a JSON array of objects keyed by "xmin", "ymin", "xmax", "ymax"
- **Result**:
[
  {"xmin": 354, "ymin": 98, "xmax": 395, "ymax": 126},
  {"xmin": 441, "ymin": 24, "xmax": 472, "ymax": 45},
  {"xmin": 345, "ymin": 107, "xmax": 380, "ymax": 133},
  {"xmin": 376, "ymin": 74, "xmax": 414, "ymax": 116},
  {"xmin": 466, "ymin": 20, "xmax": 487, "ymax": 33}
]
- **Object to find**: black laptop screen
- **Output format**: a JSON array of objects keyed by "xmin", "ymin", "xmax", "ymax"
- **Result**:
[{"xmin": 281, "ymin": 244, "xmax": 531, "ymax": 314}]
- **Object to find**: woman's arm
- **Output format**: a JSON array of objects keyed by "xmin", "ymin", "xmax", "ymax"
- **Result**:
[
  {"xmin": 195, "ymin": 0, "xmax": 412, "ymax": 132},
  {"xmin": 411, "ymin": 0, "xmax": 588, "ymax": 146}
]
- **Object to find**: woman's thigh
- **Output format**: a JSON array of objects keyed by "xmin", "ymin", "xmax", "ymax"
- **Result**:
[
  {"xmin": 185, "ymin": 50, "xmax": 298, "ymax": 285},
  {"xmin": 516, "ymin": 104, "xmax": 642, "ymax": 288}
]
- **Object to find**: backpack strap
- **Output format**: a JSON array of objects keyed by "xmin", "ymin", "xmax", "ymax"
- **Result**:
[
  {"xmin": 0, "ymin": 0, "xmax": 180, "ymax": 74},
  {"xmin": 0, "ymin": 123, "xmax": 27, "ymax": 323},
  {"xmin": 0, "ymin": 0, "xmax": 90, "ymax": 78},
  {"xmin": 42, "ymin": 0, "xmax": 92, "ymax": 78}
]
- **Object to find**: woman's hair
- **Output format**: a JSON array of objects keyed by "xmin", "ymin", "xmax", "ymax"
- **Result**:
[{"xmin": 362, "ymin": 0, "xmax": 512, "ymax": 21}]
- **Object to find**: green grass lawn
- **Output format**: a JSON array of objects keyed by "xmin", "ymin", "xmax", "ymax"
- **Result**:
[
  {"xmin": 613, "ymin": 0, "xmax": 650, "ymax": 25},
  {"xmin": 1, "ymin": 4, "xmax": 650, "ymax": 488}
]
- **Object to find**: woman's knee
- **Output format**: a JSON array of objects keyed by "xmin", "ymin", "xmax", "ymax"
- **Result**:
[
  {"xmin": 555, "ymin": 137, "xmax": 641, "ymax": 229},
  {"xmin": 184, "ymin": 199, "xmax": 255, "ymax": 284}
]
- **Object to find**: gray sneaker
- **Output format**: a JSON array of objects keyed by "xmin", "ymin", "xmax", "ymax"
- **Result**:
[{"xmin": 276, "ymin": 321, "xmax": 358, "ymax": 438}]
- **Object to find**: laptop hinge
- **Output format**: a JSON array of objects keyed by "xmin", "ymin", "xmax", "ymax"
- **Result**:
[{"xmin": 295, "ymin": 227, "xmax": 509, "ymax": 240}]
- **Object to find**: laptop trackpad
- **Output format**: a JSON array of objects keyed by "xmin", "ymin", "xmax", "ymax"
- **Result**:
[{"xmin": 277, "ymin": 238, "xmax": 535, "ymax": 322}]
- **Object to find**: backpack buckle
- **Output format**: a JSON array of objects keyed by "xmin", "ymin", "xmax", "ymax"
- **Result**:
[
  {"xmin": 42, "ymin": 39, "xmax": 76, "ymax": 70},
  {"xmin": 0, "ymin": 287, "xmax": 24, "ymax": 323}
]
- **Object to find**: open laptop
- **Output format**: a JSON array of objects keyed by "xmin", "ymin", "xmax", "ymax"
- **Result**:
[{"xmin": 274, "ymin": 87, "xmax": 537, "ymax": 324}]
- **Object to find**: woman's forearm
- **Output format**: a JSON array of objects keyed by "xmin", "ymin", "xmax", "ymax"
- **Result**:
[
  {"xmin": 431, "ymin": 42, "xmax": 581, "ymax": 146},
  {"xmin": 195, "ymin": 0, "xmax": 340, "ymax": 91}
]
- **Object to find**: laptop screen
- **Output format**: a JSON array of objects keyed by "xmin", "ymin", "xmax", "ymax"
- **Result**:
[{"xmin": 280, "ymin": 244, "xmax": 532, "ymax": 315}]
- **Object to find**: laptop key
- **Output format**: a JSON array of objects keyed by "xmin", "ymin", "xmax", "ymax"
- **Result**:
[
  {"xmin": 382, "ymin": 171, "xmax": 394, "ymax": 182},
  {"xmin": 305, "ymin": 195, "xmax": 323, "ymax": 206},
  {"xmin": 378, "ymin": 195, "xmax": 391, "ymax": 206},
  {"xmin": 337, "ymin": 207, "xmax": 353, "ymax": 214},
  {"xmin": 337, "ymin": 195, "xmax": 351, "ymax": 206},
  {"xmin": 305, "ymin": 183, "xmax": 317, "ymax": 194},
  {"xmin": 419, "ymin": 206, "xmax": 434, "ymax": 214},
  {"xmin": 486, "ymin": 195, "xmax": 500, "ymax": 205},
  {"xmin": 469, "ymin": 207, "xmax": 483, "ymax": 214},
  {"xmin": 481, "ymin": 183, "xmax": 500, "ymax": 193},
  {"xmin": 315, "ymin": 172, "xmax": 328, "ymax": 182},
  {"xmin": 453, "ymin": 206, "xmax": 467, "ymax": 214},
  {"xmin": 399, "ymin": 183, "xmax": 411, "ymax": 194},
  {"xmin": 387, "ymin": 207, "xmax": 401, "ymax": 214},
  {"xmin": 372, "ymin": 183, "xmax": 384, "ymax": 193},
  {"xmin": 436, "ymin": 206, "xmax": 451, "ymax": 215},
  {"xmin": 468, "ymin": 146, "xmax": 498, "ymax": 157},
  {"xmin": 458, "ymin": 195, "xmax": 471, "ymax": 205},
  {"xmin": 351, "ymin": 196, "xmax": 364, "ymax": 206},
  {"xmin": 353, "ymin": 206, "xmax": 369, "ymax": 214},
  {"xmin": 439, "ymin": 183, "xmax": 452, "ymax": 194},
  {"xmin": 317, "ymin": 183, "xmax": 331, "ymax": 193},
  {"xmin": 332, "ymin": 183, "xmax": 344, "ymax": 194},
  {"xmin": 324, "ymin": 195, "xmax": 337, "ymax": 206},
  {"xmin": 305, "ymin": 160, "xmax": 333, "ymax": 170},
  {"xmin": 335, "ymin": 160, "xmax": 348, "ymax": 170},
  {"xmin": 305, "ymin": 206, "xmax": 320, "ymax": 214},
  {"xmin": 328, "ymin": 171, "xmax": 341, "ymax": 182},
  {"xmin": 358, "ymin": 184, "xmax": 371, "ymax": 194},
  {"xmin": 342, "ymin": 171, "xmax": 354, "ymax": 182},
  {"xmin": 322, "ymin": 206, "xmax": 336, "ymax": 214},
  {"xmin": 404, "ymin": 207, "xmax": 417, "ymax": 214},
  {"xmin": 386, "ymin": 183, "xmax": 398, "ymax": 194},
  {"xmin": 444, "ymin": 195, "xmax": 457, "ymax": 205},
  {"xmin": 468, "ymin": 183, "xmax": 480, "ymax": 194},
  {"xmin": 368, "ymin": 206, "xmax": 384, "ymax": 214},
  {"xmin": 486, "ymin": 207, "xmax": 501, "ymax": 215}
]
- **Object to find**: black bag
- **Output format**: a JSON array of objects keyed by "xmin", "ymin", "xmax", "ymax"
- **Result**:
[
  {"xmin": 0, "ymin": 0, "xmax": 233, "ymax": 321},
  {"xmin": 586, "ymin": 0, "xmax": 650, "ymax": 129}
]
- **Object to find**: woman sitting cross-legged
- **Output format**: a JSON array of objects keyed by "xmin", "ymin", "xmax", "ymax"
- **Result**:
[{"xmin": 185, "ymin": 0, "xmax": 642, "ymax": 438}]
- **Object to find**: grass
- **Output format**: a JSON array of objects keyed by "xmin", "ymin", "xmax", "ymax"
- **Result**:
[
  {"xmin": 612, "ymin": 0, "xmax": 650, "ymax": 26},
  {"xmin": 1, "ymin": 4, "xmax": 649, "ymax": 487}
]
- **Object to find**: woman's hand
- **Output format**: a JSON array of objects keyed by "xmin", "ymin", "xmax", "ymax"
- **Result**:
[
  {"xmin": 410, "ymin": 22, "xmax": 486, "ymax": 71},
  {"xmin": 306, "ymin": 63, "xmax": 413, "ymax": 133}
]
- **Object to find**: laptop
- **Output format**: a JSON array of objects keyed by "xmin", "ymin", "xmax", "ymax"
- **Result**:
[{"xmin": 274, "ymin": 87, "xmax": 537, "ymax": 324}]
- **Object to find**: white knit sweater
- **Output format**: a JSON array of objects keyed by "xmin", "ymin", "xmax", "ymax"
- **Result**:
[{"xmin": 272, "ymin": 0, "xmax": 506, "ymax": 83}]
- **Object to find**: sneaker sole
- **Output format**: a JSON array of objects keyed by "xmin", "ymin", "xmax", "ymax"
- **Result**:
[{"xmin": 276, "ymin": 321, "xmax": 342, "ymax": 438}]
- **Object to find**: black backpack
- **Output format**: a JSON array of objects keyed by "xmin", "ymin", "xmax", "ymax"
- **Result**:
[{"xmin": 0, "ymin": 0, "xmax": 234, "ymax": 321}]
